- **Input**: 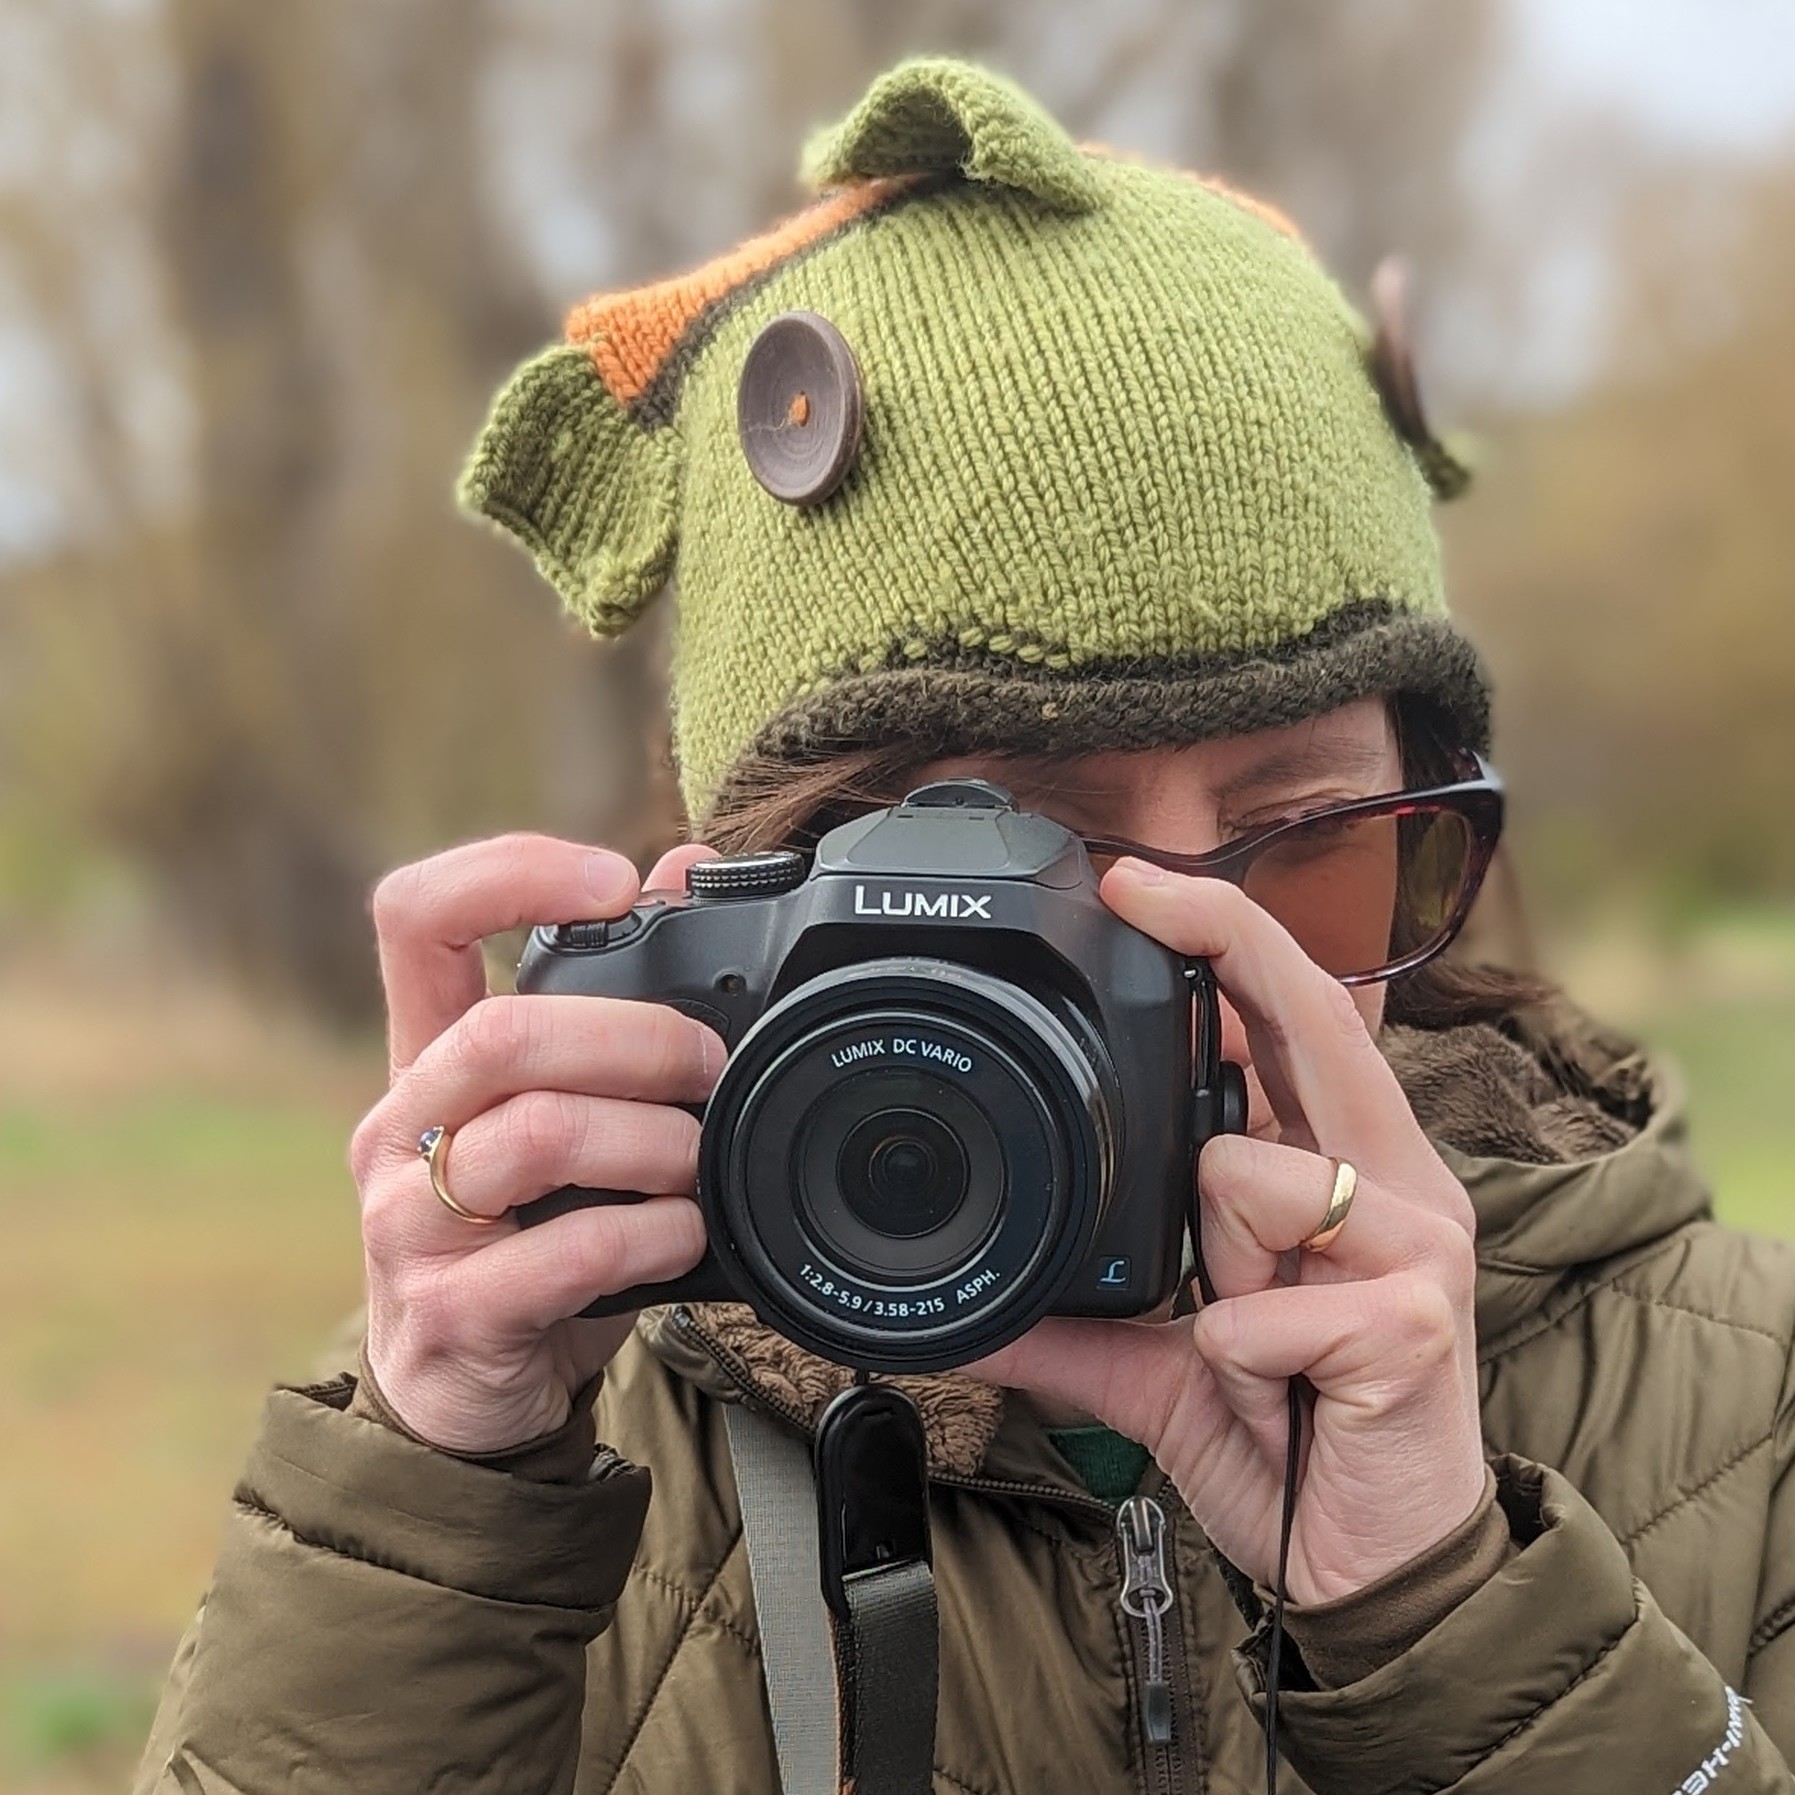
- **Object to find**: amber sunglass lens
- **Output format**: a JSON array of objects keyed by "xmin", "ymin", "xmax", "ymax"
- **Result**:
[
  {"xmin": 1390, "ymin": 808, "xmax": 1476, "ymax": 964},
  {"xmin": 1242, "ymin": 805, "xmax": 1473, "ymax": 981}
]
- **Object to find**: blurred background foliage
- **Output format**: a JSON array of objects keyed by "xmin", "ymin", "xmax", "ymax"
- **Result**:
[{"xmin": 1, "ymin": 1, "xmax": 1792, "ymax": 1788}]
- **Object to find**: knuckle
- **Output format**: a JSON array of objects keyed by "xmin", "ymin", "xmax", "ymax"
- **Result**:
[
  {"xmin": 350, "ymin": 1094, "xmax": 417, "ymax": 1195},
  {"xmin": 1422, "ymin": 1215, "xmax": 1478, "ymax": 1305},
  {"xmin": 567, "ymin": 1206, "xmax": 630, "ymax": 1291},
  {"xmin": 489, "ymin": 831, "xmax": 557, "ymax": 887},
  {"xmin": 509, "ymin": 1088, "xmax": 582, "ymax": 1172},
  {"xmin": 1190, "ymin": 1299, "xmax": 1237, "ymax": 1364},
  {"xmin": 1384, "ymin": 1272, "xmax": 1461, "ymax": 1362},
  {"xmin": 457, "ymin": 994, "xmax": 531, "ymax": 1070},
  {"xmin": 1438, "ymin": 1177, "xmax": 1478, "ymax": 1239},
  {"xmin": 637, "ymin": 1002, "xmax": 706, "ymax": 1090},
  {"xmin": 348, "ymin": 1109, "xmax": 386, "ymax": 1188},
  {"xmin": 359, "ymin": 1175, "xmax": 416, "ymax": 1265},
  {"xmin": 370, "ymin": 860, "xmax": 426, "ymax": 939},
  {"xmin": 1197, "ymin": 1132, "xmax": 1250, "ymax": 1186},
  {"xmin": 1318, "ymin": 976, "xmax": 1368, "ymax": 1047},
  {"xmin": 642, "ymin": 1106, "xmax": 703, "ymax": 1188}
]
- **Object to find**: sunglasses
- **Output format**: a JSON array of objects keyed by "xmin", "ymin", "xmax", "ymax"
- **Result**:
[{"xmin": 1074, "ymin": 753, "xmax": 1505, "ymax": 986}]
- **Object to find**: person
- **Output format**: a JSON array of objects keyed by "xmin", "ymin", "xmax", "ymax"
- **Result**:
[{"xmin": 134, "ymin": 58, "xmax": 1795, "ymax": 1795}]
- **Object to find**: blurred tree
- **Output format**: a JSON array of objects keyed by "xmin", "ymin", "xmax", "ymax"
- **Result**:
[
  {"xmin": 4, "ymin": 0, "xmax": 669, "ymax": 1021},
  {"xmin": 1446, "ymin": 151, "xmax": 1795, "ymax": 911},
  {"xmin": 0, "ymin": 0, "xmax": 1606, "ymax": 1025}
]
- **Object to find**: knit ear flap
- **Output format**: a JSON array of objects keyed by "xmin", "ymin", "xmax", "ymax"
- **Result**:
[
  {"xmin": 458, "ymin": 345, "xmax": 680, "ymax": 634},
  {"xmin": 802, "ymin": 58, "xmax": 1102, "ymax": 214}
]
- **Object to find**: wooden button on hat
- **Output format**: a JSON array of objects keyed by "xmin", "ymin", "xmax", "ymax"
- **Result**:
[{"xmin": 736, "ymin": 310, "xmax": 864, "ymax": 506}]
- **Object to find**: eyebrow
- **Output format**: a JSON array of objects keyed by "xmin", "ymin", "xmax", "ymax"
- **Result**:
[
  {"xmin": 994, "ymin": 734, "xmax": 1393, "ymax": 816},
  {"xmin": 1209, "ymin": 735, "xmax": 1394, "ymax": 806}
]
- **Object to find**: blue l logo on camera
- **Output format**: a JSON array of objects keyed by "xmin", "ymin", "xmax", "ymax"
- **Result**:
[{"xmin": 1097, "ymin": 1257, "xmax": 1131, "ymax": 1287}]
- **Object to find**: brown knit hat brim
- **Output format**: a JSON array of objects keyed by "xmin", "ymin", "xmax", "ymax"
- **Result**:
[{"xmin": 702, "ymin": 604, "xmax": 1491, "ymax": 824}]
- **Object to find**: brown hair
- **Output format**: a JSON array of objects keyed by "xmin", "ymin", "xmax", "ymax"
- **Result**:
[{"xmin": 699, "ymin": 696, "xmax": 1550, "ymax": 1031}]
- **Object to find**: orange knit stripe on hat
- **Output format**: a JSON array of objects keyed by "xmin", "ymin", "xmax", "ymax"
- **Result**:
[
  {"xmin": 564, "ymin": 175, "xmax": 917, "ymax": 414},
  {"xmin": 1190, "ymin": 174, "xmax": 1304, "ymax": 245}
]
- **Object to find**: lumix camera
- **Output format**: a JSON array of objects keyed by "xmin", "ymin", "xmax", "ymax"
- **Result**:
[{"xmin": 516, "ymin": 780, "xmax": 1245, "ymax": 1373}]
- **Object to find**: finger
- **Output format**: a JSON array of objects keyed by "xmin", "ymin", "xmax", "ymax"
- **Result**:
[
  {"xmin": 372, "ymin": 834, "xmax": 642, "ymax": 1075},
  {"xmin": 1195, "ymin": 1136, "xmax": 1448, "ymax": 1297},
  {"xmin": 370, "ymin": 1094, "xmax": 701, "ymax": 1250},
  {"xmin": 1217, "ymin": 995, "xmax": 1280, "ymax": 1140},
  {"xmin": 1193, "ymin": 1275, "xmax": 1473, "ymax": 1426},
  {"xmin": 1192, "ymin": 1276, "xmax": 1485, "ymax": 1538},
  {"xmin": 1105, "ymin": 864, "xmax": 1424, "ymax": 1175},
  {"xmin": 965, "ymin": 1315, "xmax": 1224, "ymax": 1460},
  {"xmin": 645, "ymin": 842, "xmax": 720, "ymax": 893},
  {"xmin": 440, "ymin": 1091, "xmax": 700, "ymax": 1224},
  {"xmin": 453, "ymin": 1194, "xmax": 709, "ymax": 1331},
  {"xmin": 381, "ymin": 995, "xmax": 721, "ymax": 1162}
]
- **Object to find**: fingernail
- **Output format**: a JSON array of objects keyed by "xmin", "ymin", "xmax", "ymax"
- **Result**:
[
  {"xmin": 583, "ymin": 851, "xmax": 634, "ymax": 903},
  {"xmin": 1115, "ymin": 856, "xmax": 1167, "ymax": 886}
]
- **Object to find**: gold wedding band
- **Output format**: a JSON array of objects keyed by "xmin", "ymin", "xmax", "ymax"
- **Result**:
[
  {"xmin": 417, "ymin": 1125, "xmax": 498, "ymax": 1227},
  {"xmin": 1302, "ymin": 1158, "xmax": 1358, "ymax": 1253}
]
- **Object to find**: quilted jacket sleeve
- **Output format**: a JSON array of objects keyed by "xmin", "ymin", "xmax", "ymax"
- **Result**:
[
  {"xmin": 131, "ymin": 1378, "xmax": 649, "ymax": 1795},
  {"xmin": 1234, "ymin": 1454, "xmax": 1795, "ymax": 1794}
]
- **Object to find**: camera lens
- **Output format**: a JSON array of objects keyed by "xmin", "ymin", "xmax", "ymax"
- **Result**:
[
  {"xmin": 699, "ymin": 959, "xmax": 1118, "ymax": 1373},
  {"xmin": 794, "ymin": 1073, "xmax": 1003, "ymax": 1283},
  {"xmin": 839, "ymin": 1110, "xmax": 967, "ymax": 1238}
]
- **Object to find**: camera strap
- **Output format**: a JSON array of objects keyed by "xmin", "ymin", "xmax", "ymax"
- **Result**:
[
  {"xmin": 725, "ymin": 1387, "xmax": 938, "ymax": 1795},
  {"xmin": 725, "ymin": 1401, "xmax": 838, "ymax": 1792}
]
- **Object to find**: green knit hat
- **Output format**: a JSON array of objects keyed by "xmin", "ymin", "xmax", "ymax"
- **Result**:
[{"xmin": 461, "ymin": 58, "xmax": 1487, "ymax": 823}]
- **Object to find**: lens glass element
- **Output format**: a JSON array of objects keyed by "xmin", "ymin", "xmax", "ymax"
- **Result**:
[
  {"xmin": 795, "ymin": 1069, "xmax": 1003, "ymax": 1283},
  {"xmin": 839, "ymin": 1109, "xmax": 968, "ymax": 1239}
]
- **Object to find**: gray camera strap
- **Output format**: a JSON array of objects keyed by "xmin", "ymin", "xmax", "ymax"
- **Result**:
[
  {"xmin": 725, "ymin": 1402, "xmax": 837, "ymax": 1792},
  {"xmin": 724, "ymin": 1400, "xmax": 937, "ymax": 1795}
]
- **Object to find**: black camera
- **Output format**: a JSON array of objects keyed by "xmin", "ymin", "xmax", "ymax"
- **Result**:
[{"xmin": 515, "ymin": 779, "xmax": 1244, "ymax": 1372}]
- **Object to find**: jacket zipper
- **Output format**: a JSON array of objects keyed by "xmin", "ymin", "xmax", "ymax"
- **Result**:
[
  {"xmin": 674, "ymin": 1308, "xmax": 1200, "ymax": 1784},
  {"xmin": 1116, "ymin": 1494, "xmax": 1193, "ymax": 1795}
]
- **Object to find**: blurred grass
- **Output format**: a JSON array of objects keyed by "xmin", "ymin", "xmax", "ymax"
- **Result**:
[
  {"xmin": 1, "ymin": 921, "xmax": 1792, "ymax": 1791},
  {"xmin": 1549, "ymin": 906, "xmax": 1795, "ymax": 1238},
  {"xmin": 0, "ymin": 967, "xmax": 375, "ymax": 1793},
  {"xmin": 1646, "ymin": 997, "xmax": 1795, "ymax": 1234}
]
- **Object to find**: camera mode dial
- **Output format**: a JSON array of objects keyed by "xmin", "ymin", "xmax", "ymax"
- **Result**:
[{"xmin": 688, "ymin": 850, "xmax": 807, "ymax": 900}]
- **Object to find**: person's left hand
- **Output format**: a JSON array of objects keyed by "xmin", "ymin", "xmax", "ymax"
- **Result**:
[{"xmin": 966, "ymin": 859, "xmax": 1488, "ymax": 1606}]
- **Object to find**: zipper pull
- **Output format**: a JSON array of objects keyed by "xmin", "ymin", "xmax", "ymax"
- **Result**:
[{"xmin": 1117, "ymin": 1495, "xmax": 1174, "ymax": 1746}]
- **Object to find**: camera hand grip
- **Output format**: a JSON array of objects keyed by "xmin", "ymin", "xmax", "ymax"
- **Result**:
[
  {"xmin": 513, "ymin": 1183, "xmax": 733, "ymax": 1318},
  {"xmin": 514, "ymin": 1182, "xmax": 649, "ymax": 1229}
]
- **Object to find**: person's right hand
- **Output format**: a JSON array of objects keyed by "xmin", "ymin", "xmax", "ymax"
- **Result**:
[{"xmin": 349, "ymin": 834, "xmax": 725, "ymax": 1455}]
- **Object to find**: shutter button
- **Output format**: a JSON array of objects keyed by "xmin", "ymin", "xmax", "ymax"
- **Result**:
[{"xmin": 737, "ymin": 312, "xmax": 864, "ymax": 506}]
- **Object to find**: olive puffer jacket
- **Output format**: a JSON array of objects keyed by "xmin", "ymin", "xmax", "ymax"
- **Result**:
[{"xmin": 137, "ymin": 1014, "xmax": 1795, "ymax": 1794}]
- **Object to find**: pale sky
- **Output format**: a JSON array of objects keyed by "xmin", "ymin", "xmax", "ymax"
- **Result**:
[{"xmin": 1517, "ymin": 0, "xmax": 1795, "ymax": 151}]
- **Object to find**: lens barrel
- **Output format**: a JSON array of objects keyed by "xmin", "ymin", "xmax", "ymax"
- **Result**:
[{"xmin": 697, "ymin": 959, "xmax": 1117, "ymax": 1373}]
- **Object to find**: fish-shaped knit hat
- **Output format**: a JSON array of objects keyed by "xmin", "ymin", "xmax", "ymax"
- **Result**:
[{"xmin": 461, "ymin": 58, "xmax": 1485, "ymax": 823}]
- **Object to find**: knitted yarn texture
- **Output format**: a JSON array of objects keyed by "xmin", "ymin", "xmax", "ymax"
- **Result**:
[{"xmin": 461, "ymin": 58, "xmax": 1489, "ymax": 822}]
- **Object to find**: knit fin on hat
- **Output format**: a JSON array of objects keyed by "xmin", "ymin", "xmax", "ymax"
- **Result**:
[
  {"xmin": 801, "ymin": 58, "xmax": 1102, "ymax": 213},
  {"xmin": 1367, "ymin": 256, "xmax": 1475, "ymax": 502},
  {"xmin": 458, "ymin": 344, "xmax": 680, "ymax": 634}
]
